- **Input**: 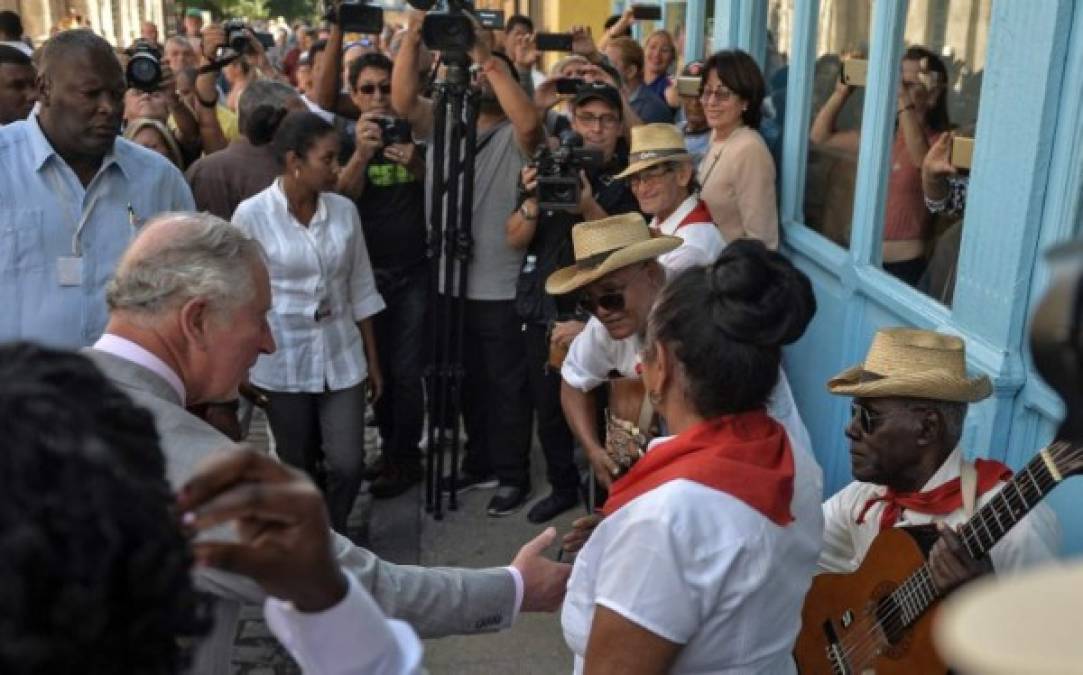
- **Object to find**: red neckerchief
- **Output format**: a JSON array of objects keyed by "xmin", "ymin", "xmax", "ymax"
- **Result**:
[
  {"xmin": 650, "ymin": 199, "xmax": 715, "ymax": 235},
  {"xmin": 601, "ymin": 410, "xmax": 795, "ymax": 526},
  {"xmin": 855, "ymin": 458, "xmax": 1013, "ymax": 530}
]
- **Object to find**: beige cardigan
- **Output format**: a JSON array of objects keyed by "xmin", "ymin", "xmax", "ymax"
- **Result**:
[{"xmin": 696, "ymin": 126, "xmax": 779, "ymax": 250}]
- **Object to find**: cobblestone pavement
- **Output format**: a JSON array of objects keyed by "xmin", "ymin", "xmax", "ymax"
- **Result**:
[{"xmin": 228, "ymin": 410, "xmax": 579, "ymax": 674}]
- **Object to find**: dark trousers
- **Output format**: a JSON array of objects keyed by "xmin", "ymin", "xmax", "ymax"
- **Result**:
[
  {"xmin": 264, "ymin": 383, "xmax": 367, "ymax": 535},
  {"xmin": 524, "ymin": 322, "xmax": 578, "ymax": 493},
  {"xmin": 441, "ymin": 298, "xmax": 532, "ymax": 487},
  {"xmin": 373, "ymin": 265, "xmax": 429, "ymax": 467},
  {"xmin": 884, "ymin": 256, "xmax": 928, "ymax": 287}
]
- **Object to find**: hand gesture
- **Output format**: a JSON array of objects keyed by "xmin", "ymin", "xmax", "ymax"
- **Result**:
[
  {"xmin": 611, "ymin": 7, "xmax": 636, "ymax": 36},
  {"xmin": 549, "ymin": 320, "xmax": 585, "ymax": 349},
  {"xmin": 200, "ymin": 23, "xmax": 226, "ymax": 63},
  {"xmin": 366, "ymin": 363, "xmax": 384, "ymax": 404},
  {"xmin": 534, "ymin": 76, "xmax": 561, "ymax": 111},
  {"xmin": 580, "ymin": 64, "xmax": 618, "ymax": 89},
  {"xmin": 510, "ymin": 527, "xmax": 572, "ymax": 612},
  {"xmin": 928, "ymin": 523, "xmax": 994, "ymax": 595},
  {"xmin": 923, "ymin": 132, "xmax": 957, "ymax": 179},
  {"xmin": 570, "ymin": 25, "xmax": 597, "ymax": 58},
  {"xmin": 516, "ymin": 32, "xmax": 538, "ymax": 66},
  {"xmin": 354, "ymin": 114, "xmax": 384, "ymax": 161},
  {"xmin": 520, "ymin": 164, "xmax": 539, "ymax": 195},
  {"xmin": 562, "ymin": 513, "xmax": 602, "ymax": 554},
  {"xmin": 384, "ymin": 141, "xmax": 416, "ymax": 168},
  {"xmin": 178, "ymin": 448, "xmax": 348, "ymax": 612},
  {"xmin": 588, "ymin": 446, "xmax": 620, "ymax": 489}
]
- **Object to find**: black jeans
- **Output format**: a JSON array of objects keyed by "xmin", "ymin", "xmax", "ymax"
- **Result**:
[
  {"xmin": 442, "ymin": 298, "xmax": 532, "ymax": 488},
  {"xmin": 524, "ymin": 322, "xmax": 578, "ymax": 493},
  {"xmin": 373, "ymin": 264, "xmax": 429, "ymax": 467}
]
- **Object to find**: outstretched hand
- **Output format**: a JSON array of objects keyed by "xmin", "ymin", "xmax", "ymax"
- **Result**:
[{"xmin": 510, "ymin": 527, "xmax": 572, "ymax": 612}]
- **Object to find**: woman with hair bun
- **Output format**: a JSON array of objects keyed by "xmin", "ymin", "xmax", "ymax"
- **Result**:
[
  {"xmin": 561, "ymin": 239, "xmax": 825, "ymax": 674},
  {"xmin": 232, "ymin": 110, "xmax": 385, "ymax": 537}
]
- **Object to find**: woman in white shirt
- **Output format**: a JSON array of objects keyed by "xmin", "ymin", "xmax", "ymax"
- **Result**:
[
  {"xmin": 233, "ymin": 110, "xmax": 385, "ymax": 535},
  {"xmin": 561, "ymin": 240, "xmax": 822, "ymax": 674}
]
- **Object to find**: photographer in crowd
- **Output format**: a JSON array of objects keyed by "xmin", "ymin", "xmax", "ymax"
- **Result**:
[
  {"xmin": 337, "ymin": 51, "xmax": 430, "ymax": 499},
  {"xmin": 393, "ymin": 9, "xmax": 545, "ymax": 516},
  {"xmin": 506, "ymin": 81, "xmax": 639, "ymax": 523}
]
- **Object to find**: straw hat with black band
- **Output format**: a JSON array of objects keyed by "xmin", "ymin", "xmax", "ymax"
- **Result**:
[
  {"xmin": 545, "ymin": 212, "xmax": 681, "ymax": 296},
  {"xmin": 614, "ymin": 123, "xmax": 693, "ymax": 180},
  {"xmin": 827, "ymin": 327, "xmax": 992, "ymax": 403}
]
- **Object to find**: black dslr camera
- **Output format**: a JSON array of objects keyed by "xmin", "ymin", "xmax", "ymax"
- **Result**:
[
  {"xmin": 125, "ymin": 39, "xmax": 162, "ymax": 92},
  {"xmin": 533, "ymin": 130, "xmax": 604, "ymax": 212},
  {"xmin": 328, "ymin": 0, "xmax": 384, "ymax": 34},
  {"xmin": 375, "ymin": 116, "xmax": 412, "ymax": 146}
]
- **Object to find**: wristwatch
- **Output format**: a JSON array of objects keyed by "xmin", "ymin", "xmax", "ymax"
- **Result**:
[{"xmin": 520, "ymin": 203, "xmax": 538, "ymax": 220}]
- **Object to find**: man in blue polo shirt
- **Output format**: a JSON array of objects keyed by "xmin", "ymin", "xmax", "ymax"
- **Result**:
[{"xmin": 0, "ymin": 29, "xmax": 194, "ymax": 348}]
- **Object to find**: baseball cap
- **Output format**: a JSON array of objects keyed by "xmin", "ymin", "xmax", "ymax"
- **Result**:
[{"xmin": 572, "ymin": 82, "xmax": 622, "ymax": 111}]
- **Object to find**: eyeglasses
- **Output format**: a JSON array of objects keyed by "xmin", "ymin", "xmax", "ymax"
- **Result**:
[
  {"xmin": 700, "ymin": 86, "xmax": 736, "ymax": 103},
  {"xmin": 627, "ymin": 163, "xmax": 673, "ymax": 187},
  {"xmin": 574, "ymin": 111, "xmax": 621, "ymax": 129},
  {"xmin": 850, "ymin": 401, "xmax": 928, "ymax": 435},
  {"xmin": 577, "ymin": 290, "xmax": 625, "ymax": 315},
  {"xmin": 356, "ymin": 83, "xmax": 391, "ymax": 95}
]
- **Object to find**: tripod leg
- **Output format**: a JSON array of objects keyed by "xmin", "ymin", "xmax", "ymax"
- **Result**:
[
  {"xmin": 425, "ymin": 85, "xmax": 449, "ymax": 518},
  {"xmin": 442, "ymin": 86, "xmax": 467, "ymax": 511}
]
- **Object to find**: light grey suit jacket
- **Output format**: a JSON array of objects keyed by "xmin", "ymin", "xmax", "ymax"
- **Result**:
[{"xmin": 85, "ymin": 349, "xmax": 516, "ymax": 675}]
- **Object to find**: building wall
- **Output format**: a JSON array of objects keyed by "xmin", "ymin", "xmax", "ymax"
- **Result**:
[{"xmin": 2, "ymin": 0, "xmax": 170, "ymax": 47}]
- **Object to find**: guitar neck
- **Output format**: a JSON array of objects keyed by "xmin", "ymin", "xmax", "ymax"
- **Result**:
[{"xmin": 890, "ymin": 446, "xmax": 1065, "ymax": 626}]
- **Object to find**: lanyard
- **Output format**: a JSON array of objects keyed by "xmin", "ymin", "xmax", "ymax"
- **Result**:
[{"xmin": 45, "ymin": 159, "xmax": 133, "ymax": 256}]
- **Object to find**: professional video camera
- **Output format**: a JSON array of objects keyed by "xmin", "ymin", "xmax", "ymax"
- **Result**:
[
  {"xmin": 405, "ymin": 0, "xmax": 482, "ymax": 54},
  {"xmin": 221, "ymin": 19, "xmax": 251, "ymax": 55},
  {"xmin": 374, "ymin": 116, "xmax": 412, "ymax": 146},
  {"xmin": 125, "ymin": 39, "xmax": 162, "ymax": 92},
  {"xmin": 533, "ymin": 130, "xmax": 604, "ymax": 212},
  {"xmin": 325, "ymin": 0, "xmax": 384, "ymax": 35}
]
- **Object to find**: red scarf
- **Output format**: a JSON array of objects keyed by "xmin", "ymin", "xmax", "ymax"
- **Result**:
[
  {"xmin": 855, "ymin": 458, "xmax": 1013, "ymax": 530},
  {"xmin": 651, "ymin": 199, "xmax": 714, "ymax": 235},
  {"xmin": 601, "ymin": 410, "xmax": 795, "ymax": 526}
]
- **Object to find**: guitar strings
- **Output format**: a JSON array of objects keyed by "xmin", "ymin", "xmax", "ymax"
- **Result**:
[{"xmin": 831, "ymin": 449, "xmax": 1071, "ymax": 670}]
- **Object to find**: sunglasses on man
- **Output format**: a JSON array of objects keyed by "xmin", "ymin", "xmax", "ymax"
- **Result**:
[
  {"xmin": 851, "ymin": 401, "xmax": 931, "ymax": 435},
  {"xmin": 577, "ymin": 290, "xmax": 625, "ymax": 315},
  {"xmin": 356, "ymin": 83, "xmax": 391, "ymax": 95}
]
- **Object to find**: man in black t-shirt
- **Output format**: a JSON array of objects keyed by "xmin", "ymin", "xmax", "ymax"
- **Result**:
[
  {"xmin": 505, "ymin": 83, "xmax": 640, "ymax": 523},
  {"xmin": 338, "ymin": 52, "xmax": 429, "ymax": 498}
]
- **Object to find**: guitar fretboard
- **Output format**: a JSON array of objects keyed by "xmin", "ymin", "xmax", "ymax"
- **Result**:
[{"xmin": 885, "ymin": 444, "xmax": 1065, "ymax": 627}]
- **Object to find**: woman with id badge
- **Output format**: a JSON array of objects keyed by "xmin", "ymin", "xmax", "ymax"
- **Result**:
[{"xmin": 233, "ymin": 111, "xmax": 385, "ymax": 537}]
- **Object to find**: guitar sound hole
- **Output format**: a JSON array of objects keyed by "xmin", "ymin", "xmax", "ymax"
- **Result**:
[{"xmin": 874, "ymin": 596, "xmax": 905, "ymax": 645}]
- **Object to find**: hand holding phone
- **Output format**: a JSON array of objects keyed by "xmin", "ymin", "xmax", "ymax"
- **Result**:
[
  {"xmin": 630, "ymin": 4, "xmax": 662, "ymax": 21},
  {"xmin": 535, "ymin": 32, "xmax": 574, "ymax": 52}
]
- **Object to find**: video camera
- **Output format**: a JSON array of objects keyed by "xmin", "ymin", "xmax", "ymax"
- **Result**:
[
  {"xmin": 405, "ymin": 0, "xmax": 480, "ymax": 55},
  {"xmin": 325, "ymin": 0, "xmax": 384, "ymax": 35},
  {"xmin": 221, "ymin": 19, "xmax": 252, "ymax": 55},
  {"xmin": 533, "ymin": 130, "xmax": 604, "ymax": 212},
  {"xmin": 125, "ymin": 39, "xmax": 162, "ymax": 92}
]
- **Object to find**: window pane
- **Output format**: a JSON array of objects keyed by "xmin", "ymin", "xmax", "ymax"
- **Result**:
[
  {"xmin": 803, "ymin": 0, "xmax": 873, "ymax": 248},
  {"xmin": 880, "ymin": 0, "xmax": 990, "ymax": 305}
]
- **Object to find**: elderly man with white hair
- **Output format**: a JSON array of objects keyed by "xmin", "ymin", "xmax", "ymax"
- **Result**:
[{"xmin": 87, "ymin": 212, "xmax": 572, "ymax": 675}]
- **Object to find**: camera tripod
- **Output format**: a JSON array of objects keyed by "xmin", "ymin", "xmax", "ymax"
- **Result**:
[{"xmin": 424, "ymin": 54, "xmax": 480, "ymax": 519}]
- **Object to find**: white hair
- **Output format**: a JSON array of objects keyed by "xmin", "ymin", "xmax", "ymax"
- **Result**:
[{"xmin": 106, "ymin": 212, "xmax": 264, "ymax": 317}]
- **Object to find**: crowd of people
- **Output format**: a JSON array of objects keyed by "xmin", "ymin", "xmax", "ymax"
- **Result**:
[{"xmin": 0, "ymin": 4, "xmax": 1066, "ymax": 674}]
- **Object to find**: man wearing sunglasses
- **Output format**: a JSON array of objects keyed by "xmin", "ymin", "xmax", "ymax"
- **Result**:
[
  {"xmin": 819, "ymin": 328, "xmax": 1059, "ymax": 594},
  {"xmin": 506, "ymin": 82, "xmax": 641, "ymax": 522},
  {"xmin": 333, "ymin": 50, "xmax": 431, "ymax": 500},
  {"xmin": 546, "ymin": 213, "xmax": 814, "ymax": 495}
]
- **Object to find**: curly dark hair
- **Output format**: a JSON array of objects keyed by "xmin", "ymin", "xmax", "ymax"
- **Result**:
[
  {"xmin": 645, "ymin": 239, "xmax": 816, "ymax": 417},
  {"xmin": 0, "ymin": 343, "xmax": 213, "ymax": 675}
]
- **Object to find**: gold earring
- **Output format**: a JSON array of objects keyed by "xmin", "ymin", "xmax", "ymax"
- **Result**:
[{"xmin": 648, "ymin": 390, "xmax": 662, "ymax": 405}]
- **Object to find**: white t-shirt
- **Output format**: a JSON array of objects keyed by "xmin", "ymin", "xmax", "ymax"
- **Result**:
[
  {"xmin": 651, "ymin": 195, "xmax": 725, "ymax": 270},
  {"xmin": 819, "ymin": 447, "xmax": 1061, "ymax": 576},
  {"xmin": 562, "ymin": 425, "xmax": 824, "ymax": 674}
]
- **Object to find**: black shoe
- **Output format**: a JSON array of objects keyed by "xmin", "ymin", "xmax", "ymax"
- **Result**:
[
  {"xmin": 487, "ymin": 484, "xmax": 534, "ymax": 517},
  {"xmin": 441, "ymin": 472, "xmax": 499, "ymax": 495},
  {"xmin": 527, "ymin": 489, "xmax": 580, "ymax": 524},
  {"xmin": 370, "ymin": 463, "xmax": 423, "ymax": 500}
]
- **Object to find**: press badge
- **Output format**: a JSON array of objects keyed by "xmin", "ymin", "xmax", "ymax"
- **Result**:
[{"xmin": 57, "ymin": 256, "xmax": 83, "ymax": 286}]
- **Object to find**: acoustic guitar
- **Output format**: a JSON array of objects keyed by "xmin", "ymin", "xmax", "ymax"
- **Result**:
[{"xmin": 795, "ymin": 242, "xmax": 1083, "ymax": 675}]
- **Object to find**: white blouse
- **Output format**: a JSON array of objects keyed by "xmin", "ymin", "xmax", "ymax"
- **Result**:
[
  {"xmin": 233, "ymin": 179, "xmax": 385, "ymax": 393},
  {"xmin": 562, "ymin": 424, "xmax": 824, "ymax": 674},
  {"xmin": 651, "ymin": 195, "xmax": 726, "ymax": 271}
]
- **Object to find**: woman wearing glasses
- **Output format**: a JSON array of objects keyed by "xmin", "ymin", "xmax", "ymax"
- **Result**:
[
  {"xmin": 560, "ymin": 239, "xmax": 824, "ymax": 673},
  {"xmin": 696, "ymin": 49, "xmax": 780, "ymax": 249}
]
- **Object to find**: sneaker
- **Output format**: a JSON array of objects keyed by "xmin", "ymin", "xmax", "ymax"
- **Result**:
[
  {"xmin": 441, "ymin": 472, "xmax": 499, "ymax": 495},
  {"xmin": 487, "ymin": 484, "xmax": 534, "ymax": 517},
  {"xmin": 527, "ymin": 489, "xmax": 580, "ymax": 524},
  {"xmin": 369, "ymin": 463, "xmax": 423, "ymax": 500}
]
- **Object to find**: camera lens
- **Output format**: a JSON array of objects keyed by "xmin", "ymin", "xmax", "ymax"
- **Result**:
[{"xmin": 126, "ymin": 53, "xmax": 161, "ymax": 91}]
